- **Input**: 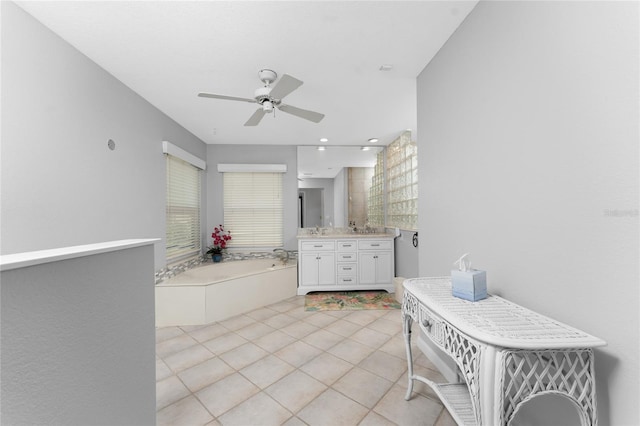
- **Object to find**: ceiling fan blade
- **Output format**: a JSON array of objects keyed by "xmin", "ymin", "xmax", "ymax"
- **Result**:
[
  {"xmin": 244, "ymin": 108, "xmax": 267, "ymax": 126},
  {"xmin": 269, "ymin": 74, "xmax": 303, "ymax": 100},
  {"xmin": 198, "ymin": 92, "xmax": 256, "ymax": 103},
  {"xmin": 278, "ymin": 104, "xmax": 325, "ymax": 123}
]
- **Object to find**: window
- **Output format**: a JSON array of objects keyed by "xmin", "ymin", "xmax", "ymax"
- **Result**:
[
  {"xmin": 223, "ymin": 172, "xmax": 283, "ymax": 247},
  {"xmin": 166, "ymin": 154, "xmax": 202, "ymax": 262}
]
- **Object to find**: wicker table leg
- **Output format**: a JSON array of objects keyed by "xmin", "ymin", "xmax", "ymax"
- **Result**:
[{"xmin": 403, "ymin": 313, "xmax": 415, "ymax": 401}]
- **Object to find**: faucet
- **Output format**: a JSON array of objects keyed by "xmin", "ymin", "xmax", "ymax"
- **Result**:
[{"xmin": 273, "ymin": 248, "xmax": 289, "ymax": 265}]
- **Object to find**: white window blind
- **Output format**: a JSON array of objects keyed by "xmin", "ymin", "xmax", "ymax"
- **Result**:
[
  {"xmin": 166, "ymin": 154, "xmax": 201, "ymax": 262},
  {"xmin": 223, "ymin": 172, "xmax": 283, "ymax": 247}
]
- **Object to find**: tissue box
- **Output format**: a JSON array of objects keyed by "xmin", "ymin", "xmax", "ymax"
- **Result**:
[{"xmin": 451, "ymin": 269, "xmax": 487, "ymax": 302}]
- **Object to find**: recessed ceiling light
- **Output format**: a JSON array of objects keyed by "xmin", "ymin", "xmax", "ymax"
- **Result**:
[
  {"xmin": 317, "ymin": 146, "xmax": 326, "ymax": 151},
  {"xmin": 319, "ymin": 138, "xmax": 328, "ymax": 143},
  {"xmin": 368, "ymin": 138, "xmax": 379, "ymax": 143},
  {"xmin": 361, "ymin": 146, "xmax": 370, "ymax": 151},
  {"xmin": 379, "ymin": 64, "xmax": 393, "ymax": 71}
]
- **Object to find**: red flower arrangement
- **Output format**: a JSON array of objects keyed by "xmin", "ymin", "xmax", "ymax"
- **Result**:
[{"xmin": 206, "ymin": 225, "xmax": 232, "ymax": 255}]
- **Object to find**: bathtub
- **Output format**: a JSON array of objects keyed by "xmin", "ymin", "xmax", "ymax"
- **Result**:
[{"xmin": 155, "ymin": 258, "xmax": 297, "ymax": 326}]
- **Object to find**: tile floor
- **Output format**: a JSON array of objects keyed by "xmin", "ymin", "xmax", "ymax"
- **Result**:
[{"xmin": 156, "ymin": 295, "xmax": 457, "ymax": 426}]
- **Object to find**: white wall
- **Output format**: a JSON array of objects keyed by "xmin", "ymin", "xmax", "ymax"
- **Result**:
[
  {"xmin": 206, "ymin": 144, "xmax": 299, "ymax": 250},
  {"xmin": 1, "ymin": 242, "xmax": 157, "ymax": 425},
  {"xmin": 417, "ymin": 2, "xmax": 638, "ymax": 425},
  {"xmin": 0, "ymin": 2, "xmax": 207, "ymax": 269}
]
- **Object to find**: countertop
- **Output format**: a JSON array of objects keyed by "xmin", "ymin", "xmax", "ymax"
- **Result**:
[{"xmin": 296, "ymin": 233, "xmax": 394, "ymax": 239}]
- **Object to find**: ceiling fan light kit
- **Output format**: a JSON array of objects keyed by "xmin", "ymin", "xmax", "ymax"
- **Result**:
[{"xmin": 198, "ymin": 69, "xmax": 325, "ymax": 126}]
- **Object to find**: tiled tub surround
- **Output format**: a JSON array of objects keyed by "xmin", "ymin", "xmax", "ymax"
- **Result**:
[
  {"xmin": 155, "ymin": 251, "xmax": 298, "ymax": 284},
  {"xmin": 156, "ymin": 295, "xmax": 457, "ymax": 425},
  {"xmin": 155, "ymin": 257, "xmax": 298, "ymax": 327}
]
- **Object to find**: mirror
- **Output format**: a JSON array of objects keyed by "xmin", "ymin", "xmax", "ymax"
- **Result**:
[{"xmin": 297, "ymin": 145, "xmax": 384, "ymax": 228}]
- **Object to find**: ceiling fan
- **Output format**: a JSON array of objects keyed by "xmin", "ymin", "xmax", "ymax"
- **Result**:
[{"xmin": 198, "ymin": 69, "xmax": 325, "ymax": 126}]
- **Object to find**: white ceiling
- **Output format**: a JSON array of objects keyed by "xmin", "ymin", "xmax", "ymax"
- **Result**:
[{"xmin": 16, "ymin": 1, "xmax": 478, "ymax": 150}]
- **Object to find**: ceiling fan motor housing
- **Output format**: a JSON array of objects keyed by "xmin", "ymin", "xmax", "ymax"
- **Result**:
[{"xmin": 254, "ymin": 86, "xmax": 272, "ymax": 104}]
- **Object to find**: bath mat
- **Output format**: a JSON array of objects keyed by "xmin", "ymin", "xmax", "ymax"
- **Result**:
[{"xmin": 304, "ymin": 291, "xmax": 401, "ymax": 311}]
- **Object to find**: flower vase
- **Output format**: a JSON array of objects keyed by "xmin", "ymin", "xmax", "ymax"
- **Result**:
[{"xmin": 212, "ymin": 254, "xmax": 222, "ymax": 263}]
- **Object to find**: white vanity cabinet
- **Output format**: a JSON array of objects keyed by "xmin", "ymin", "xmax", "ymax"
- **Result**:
[
  {"xmin": 358, "ymin": 240, "xmax": 393, "ymax": 286},
  {"xmin": 299, "ymin": 241, "xmax": 336, "ymax": 287},
  {"xmin": 297, "ymin": 235, "xmax": 394, "ymax": 295}
]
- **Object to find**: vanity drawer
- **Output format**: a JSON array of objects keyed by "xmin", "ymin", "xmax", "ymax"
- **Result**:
[
  {"xmin": 337, "ymin": 253, "xmax": 356, "ymax": 262},
  {"xmin": 300, "ymin": 241, "xmax": 336, "ymax": 251},
  {"xmin": 337, "ymin": 276, "xmax": 357, "ymax": 285},
  {"xmin": 358, "ymin": 240, "xmax": 392, "ymax": 250},
  {"xmin": 337, "ymin": 263, "xmax": 357, "ymax": 275},
  {"xmin": 337, "ymin": 240, "xmax": 357, "ymax": 252}
]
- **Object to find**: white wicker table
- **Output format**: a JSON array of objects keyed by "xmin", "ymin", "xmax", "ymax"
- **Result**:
[{"xmin": 402, "ymin": 277, "xmax": 606, "ymax": 426}]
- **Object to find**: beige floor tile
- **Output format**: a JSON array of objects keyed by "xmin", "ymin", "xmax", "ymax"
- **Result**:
[
  {"xmin": 332, "ymin": 367, "xmax": 394, "ymax": 408},
  {"xmin": 378, "ymin": 334, "xmax": 412, "ymax": 359},
  {"xmin": 434, "ymin": 407, "xmax": 457, "ymax": 426},
  {"xmin": 302, "ymin": 328, "xmax": 344, "ymax": 350},
  {"xmin": 203, "ymin": 332, "xmax": 247, "ymax": 355},
  {"xmin": 240, "ymin": 354, "xmax": 296, "ymax": 388},
  {"xmin": 219, "ymin": 314, "xmax": 256, "ymax": 331},
  {"xmin": 275, "ymin": 340, "xmax": 322, "ymax": 367},
  {"xmin": 323, "ymin": 318, "xmax": 361, "ymax": 337},
  {"xmin": 373, "ymin": 384, "xmax": 443, "ymax": 426},
  {"xmin": 344, "ymin": 311, "xmax": 384, "ymax": 326},
  {"xmin": 163, "ymin": 344, "xmax": 215, "ymax": 373},
  {"xmin": 296, "ymin": 388, "xmax": 369, "ymax": 426},
  {"xmin": 188, "ymin": 323, "xmax": 229, "ymax": 343},
  {"xmin": 280, "ymin": 321, "xmax": 319, "ymax": 339},
  {"xmin": 219, "ymin": 342, "xmax": 269, "ymax": 370},
  {"xmin": 382, "ymin": 310, "xmax": 402, "ymax": 322},
  {"xmin": 156, "ymin": 395, "xmax": 213, "ymax": 426},
  {"xmin": 367, "ymin": 317, "xmax": 402, "ymax": 336},
  {"xmin": 350, "ymin": 326, "xmax": 393, "ymax": 349},
  {"xmin": 268, "ymin": 300, "xmax": 300, "ymax": 313},
  {"xmin": 178, "ymin": 357, "xmax": 235, "ymax": 392},
  {"xmin": 156, "ymin": 358, "xmax": 172, "ymax": 381},
  {"xmin": 156, "ymin": 375, "xmax": 190, "ymax": 410},
  {"xmin": 358, "ymin": 410, "xmax": 397, "ymax": 426},
  {"xmin": 265, "ymin": 370, "xmax": 327, "ymax": 413},
  {"xmin": 286, "ymin": 308, "xmax": 314, "ymax": 320},
  {"xmin": 235, "ymin": 322, "xmax": 276, "ymax": 340},
  {"xmin": 246, "ymin": 306, "xmax": 279, "ymax": 321},
  {"xmin": 217, "ymin": 392, "xmax": 292, "ymax": 426},
  {"xmin": 179, "ymin": 323, "xmax": 208, "ymax": 332},
  {"xmin": 196, "ymin": 373, "xmax": 260, "ymax": 417},
  {"xmin": 328, "ymin": 339, "xmax": 375, "ymax": 364},
  {"xmin": 358, "ymin": 350, "xmax": 408, "ymax": 382},
  {"xmin": 414, "ymin": 351, "xmax": 441, "ymax": 371},
  {"xmin": 253, "ymin": 330, "xmax": 298, "ymax": 353},
  {"xmin": 299, "ymin": 352, "xmax": 354, "ymax": 386},
  {"xmin": 263, "ymin": 313, "xmax": 300, "ymax": 329},
  {"xmin": 156, "ymin": 333, "xmax": 199, "ymax": 358},
  {"xmin": 302, "ymin": 312, "xmax": 338, "ymax": 328},
  {"xmin": 156, "ymin": 326, "xmax": 185, "ymax": 343},
  {"xmin": 282, "ymin": 416, "xmax": 307, "ymax": 426}
]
